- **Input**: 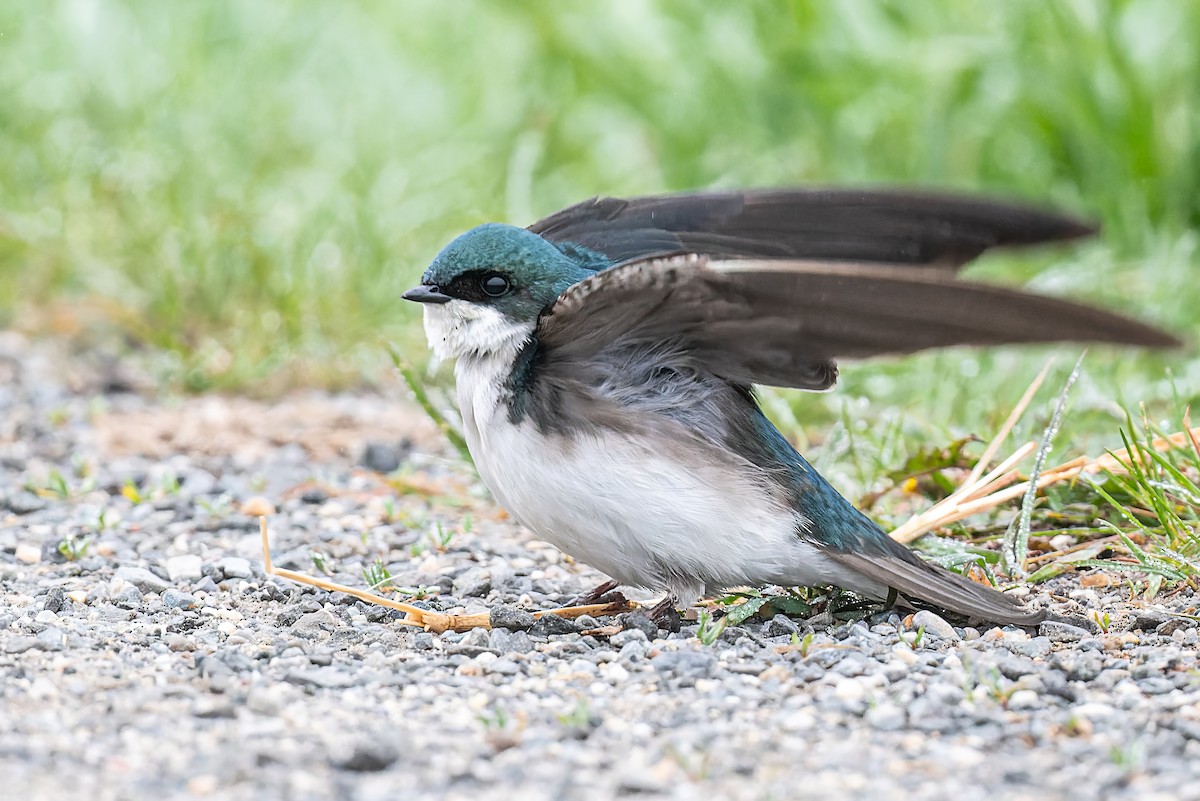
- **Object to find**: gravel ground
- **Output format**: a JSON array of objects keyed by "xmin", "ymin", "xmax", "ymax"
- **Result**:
[{"xmin": 2, "ymin": 332, "xmax": 1199, "ymax": 801}]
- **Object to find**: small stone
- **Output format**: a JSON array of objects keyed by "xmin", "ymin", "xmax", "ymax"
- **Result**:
[
  {"xmin": 489, "ymin": 628, "xmax": 534, "ymax": 654},
  {"xmin": 334, "ymin": 742, "xmax": 400, "ymax": 772},
  {"xmin": 1137, "ymin": 677, "xmax": 1175, "ymax": 695},
  {"xmin": 485, "ymin": 658, "xmax": 520, "ymax": 676},
  {"xmin": 1039, "ymin": 621, "xmax": 1089, "ymax": 643},
  {"xmin": 113, "ymin": 585, "xmax": 144, "ymax": 608},
  {"xmin": 610, "ymin": 628, "xmax": 649, "ymax": 648},
  {"xmin": 66, "ymin": 591, "xmax": 88, "ymax": 605},
  {"xmin": 115, "ymin": 566, "xmax": 170, "ymax": 594},
  {"xmin": 618, "ymin": 612, "xmax": 659, "ymax": 641},
  {"xmin": 763, "ymin": 614, "xmax": 802, "ymax": 638},
  {"xmin": 455, "ymin": 627, "xmax": 488, "ymax": 648},
  {"xmin": 43, "ymin": 588, "xmax": 65, "ymax": 614},
  {"xmin": 1053, "ymin": 652, "xmax": 1104, "ymax": 683},
  {"xmin": 911, "ymin": 610, "xmax": 960, "ymax": 641},
  {"xmin": 300, "ymin": 487, "xmax": 329, "ymax": 504},
  {"xmin": 1157, "ymin": 618, "xmax": 1192, "ymax": 637},
  {"xmin": 1008, "ymin": 689, "xmax": 1041, "ymax": 710},
  {"xmin": 652, "ymin": 651, "xmax": 716, "ymax": 680},
  {"xmin": 1006, "ymin": 637, "xmax": 1053, "ymax": 659},
  {"xmin": 215, "ymin": 557, "xmax": 253, "ymax": 580},
  {"xmin": 165, "ymin": 553, "xmax": 202, "ymax": 585},
  {"xmin": 998, "ymin": 656, "xmax": 1037, "ymax": 680},
  {"xmin": 453, "ymin": 567, "xmax": 492, "ymax": 598},
  {"xmin": 284, "ymin": 668, "xmax": 357, "ymax": 689},
  {"xmin": 165, "ymin": 633, "xmax": 194, "ymax": 652},
  {"xmin": 4, "ymin": 492, "xmax": 47, "ymax": 515},
  {"xmin": 4, "ymin": 636, "xmax": 40, "ymax": 654},
  {"xmin": 162, "ymin": 589, "xmax": 198, "ymax": 610},
  {"xmin": 15, "ymin": 543, "xmax": 41, "ymax": 564},
  {"xmin": 360, "ymin": 442, "xmax": 403, "ymax": 474},
  {"xmin": 865, "ymin": 704, "xmax": 906, "ymax": 731},
  {"xmin": 239, "ymin": 496, "xmax": 275, "ymax": 517},
  {"xmin": 193, "ymin": 576, "xmax": 219, "ymax": 594},
  {"xmin": 833, "ymin": 657, "xmax": 867, "ymax": 677},
  {"xmin": 1132, "ymin": 610, "xmax": 1170, "ymax": 630},
  {"xmin": 166, "ymin": 555, "xmax": 203, "ymax": 583},
  {"xmin": 531, "ymin": 613, "xmax": 580, "ymax": 636}
]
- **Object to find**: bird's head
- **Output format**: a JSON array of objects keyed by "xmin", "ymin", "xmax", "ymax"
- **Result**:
[{"xmin": 404, "ymin": 223, "xmax": 596, "ymax": 362}]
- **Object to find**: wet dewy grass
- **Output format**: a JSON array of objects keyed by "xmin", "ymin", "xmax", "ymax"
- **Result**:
[{"xmin": 1, "ymin": 3, "xmax": 1196, "ymax": 413}]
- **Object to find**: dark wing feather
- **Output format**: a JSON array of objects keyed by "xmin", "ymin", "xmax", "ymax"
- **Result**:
[
  {"xmin": 529, "ymin": 188, "xmax": 1096, "ymax": 268},
  {"xmin": 825, "ymin": 542, "xmax": 1046, "ymax": 625},
  {"xmin": 537, "ymin": 256, "xmax": 1179, "ymax": 391}
]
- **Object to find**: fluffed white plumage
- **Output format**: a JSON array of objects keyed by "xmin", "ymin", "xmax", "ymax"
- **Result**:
[{"xmin": 422, "ymin": 302, "xmax": 879, "ymax": 607}]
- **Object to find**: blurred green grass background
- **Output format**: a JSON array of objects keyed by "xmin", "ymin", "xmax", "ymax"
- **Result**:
[{"xmin": 1, "ymin": 0, "xmax": 1197, "ymax": 463}]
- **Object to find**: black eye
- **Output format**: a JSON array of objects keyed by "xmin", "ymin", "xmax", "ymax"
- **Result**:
[{"xmin": 480, "ymin": 273, "xmax": 510, "ymax": 297}]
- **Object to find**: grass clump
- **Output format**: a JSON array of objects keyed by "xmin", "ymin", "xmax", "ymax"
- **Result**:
[{"xmin": 0, "ymin": 1, "xmax": 1194, "ymax": 411}]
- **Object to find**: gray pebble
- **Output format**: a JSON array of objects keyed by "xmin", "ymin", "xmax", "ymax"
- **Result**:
[
  {"xmin": 617, "ymin": 612, "xmax": 659, "ymax": 641},
  {"xmin": 43, "ymin": 587, "xmax": 65, "ymax": 614},
  {"xmin": 531, "ymin": 613, "xmax": 580, "ymax": 637},
  {"xmin": 193, "ymin": 576, "xmax": 219, "ymax": 594},
  {"xmin": 652, "ymin": 651, "xmax": 716, "ymax": 680},
  {"xmin": 998, "ymin": 655, "xmax": 1038, "ymax": 680},
  {"xmin": 489, "ymin": 628, "xmax": 534, "ymax": 654},
  {"xmin": 1052, "ymin": 652, "xmax": 1103, "ymax": 682},
  {"xmin": 453, "ymin": 567, "xmax": 492, "ymax": 598},
  {"xmin": 1137, "ymin": 677, "xmax": 1176, "ymax": 695},
  {"xmin": 865, "ymin": 704, "xmax": 906, "ymax": 731},
  {"xmin": 113, "ymin": 585, "xmax": 144, "ymax": 608},
  {"xmin": 489, "ymin": 604, "xmax": 535, "ymax": 631},
  {"xmin": 115, "ymin": 566, "xmax": 170, "ymax": 594},
  {"xmin": 333, "ymin": 742, "xmax": 400, "ymax": 772},
  {"xmin": 214, "ymin": 557, "xmax": 253, "ymax": 580},
  {"xmin": 486, "ymin": 658, "xmax": 521, "ymax": 676},
  {"xmin": 1006, "ymin": 637, "xmax": 1053, "ymax": 659},
  {"xmin": 610, "ymin": 628, "xmax": 648, "ymax": 648},
  {"xmin": 1039, "ymin": 621, "xmax": 1089, "ymax": 643},
  {"xmin": 764, "ymin": 614, "xmax": 803, "ymax": 638},
  {"xmin": 162, "ymin": 589, "xmax": 198, "ymax": 610},
  {"xmin": 359, "ymin": 442, "xmax": 403, "ymax": 474},
  {"xmin": 166, "ymin": 554, "xmax": 203, "ymax": 583},
  {"xmin": 4, "ymin": 636, "xmax": 41, "ymax": 654},
  {"xmin": 911, "ymin": 610, "xmax": 960, "ymax": 641},
  {"xmin": 3, "ymin": 491, "xmax": 47, "ymax": 515}
]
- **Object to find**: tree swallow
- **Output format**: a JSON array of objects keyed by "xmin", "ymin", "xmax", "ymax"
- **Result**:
[{"xmin": 403, "ymin": 188, "xmax": 1179, "ymax": 626}]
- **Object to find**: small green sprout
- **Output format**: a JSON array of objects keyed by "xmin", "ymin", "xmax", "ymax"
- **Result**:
[
  {"xmin": 428, "ymin": 522, "xmax": 455, "ymax": 551},
  {"xmin": 695, "ymin": 608, "xmax": 727, "ymax": 646},
  {"xmin": 57, "ymin": 533, "xmax": 91, "ymax": 562},
  {"xmin": 362, "ymin": 558, "xmax": 394, "ymax": 591}
]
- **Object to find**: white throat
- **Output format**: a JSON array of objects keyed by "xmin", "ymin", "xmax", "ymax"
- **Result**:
[{"xmin": 421, "ymin": 301, "xmax": 534, "ymax": 366}]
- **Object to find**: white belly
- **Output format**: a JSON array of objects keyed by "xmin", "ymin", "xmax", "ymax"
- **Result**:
[{"xmin": 454, "ymin": 355, "xmax": 861, "ymax": 605}]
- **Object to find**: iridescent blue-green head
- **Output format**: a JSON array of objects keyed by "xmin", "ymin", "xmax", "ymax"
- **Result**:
[{"xmin": 404, "ymin": 223, "xmax": 599, "ymax": 360}]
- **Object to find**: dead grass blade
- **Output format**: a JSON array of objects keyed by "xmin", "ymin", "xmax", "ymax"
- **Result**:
[{"xmin": 260, "ymin": 517, "xmax": 635, "ymax": 632}]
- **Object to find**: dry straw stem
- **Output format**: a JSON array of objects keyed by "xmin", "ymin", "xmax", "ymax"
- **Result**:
[
  {"xmin": 259, "ymin": 517, "xmax": 635, "ymax": 633},
  {"xmin": 891, "ymin": 367, "xmax": 1200, "ymax": 544}
]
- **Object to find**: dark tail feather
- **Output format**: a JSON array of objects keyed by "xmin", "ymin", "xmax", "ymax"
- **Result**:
[{"xmin": 825, "ymin": 541, "xmax": 1045, "ymax": 626}]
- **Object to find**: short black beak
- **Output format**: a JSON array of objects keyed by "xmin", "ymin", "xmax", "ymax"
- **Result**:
[{"xmin": 402, "ymin": 285, "xmax": 452, "ymax": 305}]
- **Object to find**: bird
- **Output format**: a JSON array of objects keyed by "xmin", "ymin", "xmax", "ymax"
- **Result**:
[{"xmin": 402, "ymin": 187, "xmax": 1179, "ymax": 626}]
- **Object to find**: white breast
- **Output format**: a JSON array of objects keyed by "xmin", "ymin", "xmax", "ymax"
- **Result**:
[{"xmin": 422, "ymin": 303, "xmax": 871, "ymax": 605}]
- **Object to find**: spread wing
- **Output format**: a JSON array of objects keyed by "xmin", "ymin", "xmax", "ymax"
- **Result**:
[
  {"xmin": 536, "ymin": 255, "xmax": 1179, "ymax": 391},
  {"xmin": 528, "ymin": 188, "xmax": 1096, "ymax": 269}
]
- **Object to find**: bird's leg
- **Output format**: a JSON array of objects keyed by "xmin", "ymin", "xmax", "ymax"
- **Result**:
[{"xmin": 570, "ymin": 579, "xmax": 625, "ymax": 607}]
